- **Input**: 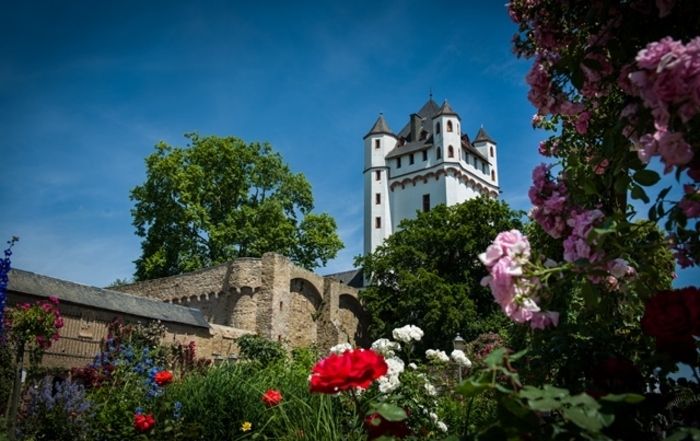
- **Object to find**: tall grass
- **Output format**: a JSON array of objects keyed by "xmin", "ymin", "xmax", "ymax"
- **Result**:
[{"xmin": 169, "ymin": 357, "xmax": 365, "ymax": 440}]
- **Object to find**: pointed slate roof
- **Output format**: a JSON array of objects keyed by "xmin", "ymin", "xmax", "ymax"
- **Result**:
[
  {"xmin": 397, "ymin": 98, "xmax": 440, "ymax": 139},
  {"xmin": 433, "ymin": 99, "xmax": 459, "ymax": 118},
  {"xmin": 474, "ymin": 126, "xmax": 496, "ymax": 144},
  {"xmin": 364, "ymin": 114, "xmax": 395, "ymax": 139}
]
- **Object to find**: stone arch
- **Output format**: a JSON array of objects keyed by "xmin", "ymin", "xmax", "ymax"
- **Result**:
[
  {"xmin": 338, "ymin": 294, "xmax": 369, "ymax": 347},
  {"xmin": 288, "ymin": 278, "xmax": 323, "ymax": 347},
  {"xmin": 229, "ymin": 286, "xmax": 257, "ymax": 331}
]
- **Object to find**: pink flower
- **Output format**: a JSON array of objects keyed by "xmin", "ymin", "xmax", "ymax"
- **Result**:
[
  {"xmin": 679, "ymin": 185, "xmax": 700, "ymax": 218},
  {"xmin": 655, "ymin": 131, "xmax": 693, "ymax": 171},
  {"xmin": 530, "ymin": 311, "xmax": 559, "ymax": 330},
  {"xmin": 575, "ymin": 111, "xmax": 591, "ymax": 134}
]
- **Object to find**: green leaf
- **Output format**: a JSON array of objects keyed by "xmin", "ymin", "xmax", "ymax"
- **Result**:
[
  {"xmin": 657, "ymin": 186, "xmax": 672, "ymax": 201},
  {"xmin": 631, "ymin": 185, "xmax": 650, "ymax": 204},
  {"xmin": 370, "ymin": 403, "xmax": 407, "ymax": 422},
  {"xmin": 633, "ymin": 169, "xmax": 661, "ymax": 186},
  {"xmin": 562, "ymin": 407, "xmax": 603, "ymax": 432},
  {"xmin": 509, "ymin": 349, "xmax": 528, "ymax": 362},
  {"xmin": 456, "ymin": 380, "xmax": 490, "ymax": 397},
  {"xmin": 528, "ymin": 397, "xmax": 561, "ymax": 412},
  {"xmin": 601, "ymin": 393, "xmax": 645, "ymax": 404},
  {"xmin": 519, "ymin": 386, "xmax": 544, "ymax": 400},
  {"xmin": 484, "ymin": 347, "xmax": 507, "ymax": 368},
  {"xmin": 664, "ymin": 427, "xmax": 700, "ymax": 441},
  {"xmin": 543, "ymin": 385, "xmax": 570, "ymax": 399}
]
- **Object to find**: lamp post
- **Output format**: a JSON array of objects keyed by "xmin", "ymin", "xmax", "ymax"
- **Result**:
[{"xmin": 453, "ymin": 333, "xmax": 466, "ymax": 382}]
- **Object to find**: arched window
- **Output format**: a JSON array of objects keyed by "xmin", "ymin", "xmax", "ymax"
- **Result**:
[
  {"xmin": 448, "ymin": 145, "xmax": 454, "ymax": 158},
  {"xmin": 435, "ymin": 122, "xmax": 441, "ymax": 134},
  {"xmin": 436, "ymin": 147, "xmax": 442, "ymax": 159},
  {"xmin": 447, "ymin": 120, "xmax": 453, "ymax": 132},
  {"xmin": 490, "ymin": 146, "xmax": 494, "ymax": 157}
]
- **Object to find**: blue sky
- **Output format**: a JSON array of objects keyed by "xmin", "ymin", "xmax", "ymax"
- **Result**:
[{"xmin": 0, "ymin": 1, "xmax": 696, "ymax": 288}]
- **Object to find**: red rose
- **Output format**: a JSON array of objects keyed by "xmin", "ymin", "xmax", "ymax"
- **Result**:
[
  {"xmin": 309, "ymin": 349, "xmax": 388, "ymax": 394},
  {"xmin": 364, "ymin": 412, "xmax": 410, "ymax": 439},
  {"xmin": 261, "ymin": 389, "xmax": 283, "ymax": 407},
  {"xmin": 154, "ymin": 370, "xmax": 173, "ymax": 386},
  {"xmin": 134, "ymin": 413, "xmax": 156, "ymax": 432},
  {"xmin": 642, "ymin": 288, "xmax": 699, "ymax": 363}
]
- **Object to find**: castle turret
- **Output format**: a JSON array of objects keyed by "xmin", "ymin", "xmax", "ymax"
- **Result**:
[
  {"xmin": 363, "ymin": 115, "xmax": 396, "ymax": 256},
  {"xmin": 473, "ymin": 126, "xmax": 498, "ymax": 187}
]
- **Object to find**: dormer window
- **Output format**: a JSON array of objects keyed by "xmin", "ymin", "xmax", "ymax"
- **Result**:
[{"xmin": 447, "ymin": 120, "xmax": 453, "ymax": 132}]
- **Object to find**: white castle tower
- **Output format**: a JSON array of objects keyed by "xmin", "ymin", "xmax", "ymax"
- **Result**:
[{"xmin": 363, "ymin": 97, "xmax": 500, "ymax": 255}]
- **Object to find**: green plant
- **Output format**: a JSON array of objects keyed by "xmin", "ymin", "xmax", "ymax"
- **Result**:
[{"xmin": 236, "ymin": 334, "xmax": 287, "ymax": 367}]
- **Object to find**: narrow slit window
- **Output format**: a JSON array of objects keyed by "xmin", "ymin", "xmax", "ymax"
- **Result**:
[
  {"xmin": 447, "ymin": 120, "xmax": 453, "ymax": 132},
  {"xmin": 409, "ymin": 153, "xmax": 414, "ymax": 165},
  {"xmin": 375, "ymin": 193, "xmax": 381, "ymax": 204},
  {"xmin": 375, "ymin": 139, "xmax": 381, "ymax": 149},
  {"xmin": 423, "ymin": 194, "xmax": 430, "ymax": 212},
  {"xmin": 448, "ymin": 145, "xmax": 454, "ymax": 158},
  {"xmin": 375, "ymin": 217, "xmax": 381, "ymax": 228},
  {"xmin": 375, "ymin": 170, "xmax": 381, "ymax": 181}
]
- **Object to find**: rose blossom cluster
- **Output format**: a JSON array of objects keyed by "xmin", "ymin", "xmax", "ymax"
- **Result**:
[
  {"xmin": 370, "ymin": 338, "xmax": 401, "ymax": 358},
  {"xmin": 309, "ymin": 348, "xmax": 387, "ymax": 394},
  {"xmin": 425, "ymin": 349, "xmax": 449, "ymax": 363},
  {"xmin": 479, "ymin": 229, "xmax": 559, "ymax": 329},
  {"xmin": 623, "ymin": 37, "xmax": 700, "ymax": 175},
  {"xmin": 450, "ymin": 349, "xmax": 472, "ymax": 368},
  {"xmin": 392, "ymin": 325, "xmax": 424, "ymax": 343},
  {"xmin": 529, "ymin": 164, "xmax": 638, "ymax": 286},
  {"xmin": 376, "ymin": 356, "xmax": 404, "ymax": 394}
]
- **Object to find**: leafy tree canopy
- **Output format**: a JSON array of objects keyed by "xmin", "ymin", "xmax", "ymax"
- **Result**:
[
  {"xmin": 131, "ymin": 133, "xmax": 343, "ymax": 280},
  {"xmin": 356, "ymin": 197, "xmax": 524, "ymax": 351}
]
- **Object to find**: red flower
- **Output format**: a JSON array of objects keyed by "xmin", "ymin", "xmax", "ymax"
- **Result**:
[
  {"xmin": 642, "ymin": 288, "xmax": 700, "ymax": 363},
  {"xmin": 154, "ymin": 370, "xmax": 173, "ymax": 386},
  {"xmin": 261, "ymin": 389, "xmax": 283, "ymax": 407},
  {"xmin": 364, "ymin": 412, "xmax": 410, "ymax": 439},
  {"xmin": 133, "ymin": 413, "xmax": 156, "ymax": 432},
  {"xmin": 309, "ymin": 349, "xmax": 388, "ymax": 394}
]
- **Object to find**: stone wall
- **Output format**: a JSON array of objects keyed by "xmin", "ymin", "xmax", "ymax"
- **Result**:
[{"xmin": 119, "ymin": 253, "xmax": 368, "ymax": 349}]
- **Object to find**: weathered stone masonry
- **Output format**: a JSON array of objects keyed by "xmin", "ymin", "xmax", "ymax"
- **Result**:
[
  {"xmin": 117, "ymin": 253, "xmax": 368, "ymax": 350},
  {"xmin": 7, "ymin": 253, "xmax": 367, "ymax": 370}
]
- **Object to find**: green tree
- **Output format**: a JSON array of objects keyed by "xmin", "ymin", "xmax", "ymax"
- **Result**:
[
  {"xmin": 356, "ymin": 197, "xmax": 524, "ymax": 351},
  {"xmin": 131, "ymin": 133, "xmax": 343, "ymax": 280}
]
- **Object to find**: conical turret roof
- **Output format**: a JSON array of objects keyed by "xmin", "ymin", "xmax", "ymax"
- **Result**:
[
  {"xmin": 364, "ymin": 114, "xmax": 395, "ymax": 139},
  {"xmin": 434, "ymin": 99, "xmax": 459, "ymax": 118},
  {"xmin": 474, "ymin": 126, "xmax": 496, "ymax": 144}
]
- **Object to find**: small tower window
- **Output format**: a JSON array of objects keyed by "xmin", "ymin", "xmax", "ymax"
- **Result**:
[
  {"xmin": 490, "ymin": 146, "xmax": 494, "ymax": 157},
  {"xmin": 375, "ymin": 170, "xmax": 381, "ymax": 181},
  {"xmin": 423, "ymin": 194, "xmax": 430, "ymax": 212},
  {"xmin": 436, "ymin": 147, "xmax": 442, "ymax": 160},
  {"xmin": 447, "ymin": 120, "xmax": 453, "ymax": 132},
  {"xmin": 375, "ymin": 217, "xmax": 381, "ymax": 228},
  {"xmin": 474, "ymin": 157, "xmax": 478, "ymax": 167},
  {"xmin": 436, "ymin": 122, "xmax": 441, "ymax": 134},
  {"xmin": 375, "ymin": 139, "xmax": 381, "ymax": 149},
  {"xmin": 375, "ymin": 193, "xmax": 381, "ymax": 204},
  {"xmin": 409, "ymin": 153, "xmax": 414, "ymax": 165},
  {"xmin": 422, "ymin": 150, "xmax": 427, "ymax": 161},
  {"xmin": 491, "ymin": 170, "xmax": 496, "ymax": 181},
  {"xmin": 397, "ymin": 157, "xmax": 402, "ymax": 168},
  {"xmin": 448, "ymin": 145, "xmax": 454, "ymax": 158}
]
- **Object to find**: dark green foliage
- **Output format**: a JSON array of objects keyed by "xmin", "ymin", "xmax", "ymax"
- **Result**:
[
  {"xmin": 131, "ymin": 133, "xmax": 343, "ymax": 280},
  {"xmin": 0, "ymin": 343, "xmax": 13, "ymax": 415},
  {"xmin": 357, "ymin": 197, "xmax": 524, "ymax": 351},
  {"xmin": 236, "ymin": 334, "xmax": 286, "ymax": 367}
]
